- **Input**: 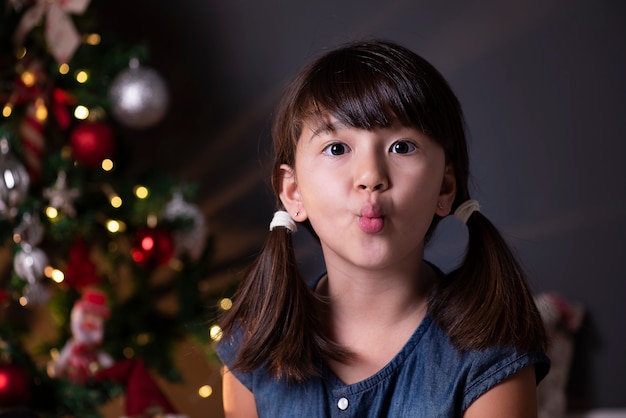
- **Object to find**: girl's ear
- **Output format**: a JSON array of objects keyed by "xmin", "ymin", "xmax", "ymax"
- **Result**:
[
  {"xmin": 436, "ymin": 163, "xmax": 457, "ymax": 217},
  {"xmin": 278, "ymin": 164, "xmax": 306, "ymax": 221}
]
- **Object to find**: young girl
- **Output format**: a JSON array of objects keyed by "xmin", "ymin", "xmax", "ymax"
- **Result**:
[{"xmin": 217, "ymin": 39, "xmax": 550, "ymax": 417}]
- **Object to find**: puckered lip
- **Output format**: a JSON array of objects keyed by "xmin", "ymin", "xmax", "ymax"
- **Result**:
[
  {"xmin": 359, "ymin": 202, "xmax": 384, "ymax": 219},
  {"xmin": 358, "ymin": 203, "xmax": 385, "ymax": 234}
]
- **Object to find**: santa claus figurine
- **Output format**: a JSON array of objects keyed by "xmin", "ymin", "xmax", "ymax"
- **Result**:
[{"xmin": 48, "ymin": 288, "xmax": 114, "ymax": 383}]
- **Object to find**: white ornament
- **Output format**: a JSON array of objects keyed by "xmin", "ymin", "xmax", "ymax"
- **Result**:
[
  {"xmin": 43, "ymin": 170, "xmax": 80, "ymax": 217},
  {"xmin": 163, "ymin": 191, "xmax": 206, "ymax": 260},
  {"xmin": 14, "ymin": 243, "xmax": 50, "ymax": 305},
  {"xmin": 14, "ymin": 244, "xmax": 48, "ymax": 283}
]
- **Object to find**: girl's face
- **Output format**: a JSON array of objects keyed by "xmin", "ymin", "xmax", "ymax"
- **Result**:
[{"xmin": 279, "ymin": 115, "xmax": 456, "ymax": 274}]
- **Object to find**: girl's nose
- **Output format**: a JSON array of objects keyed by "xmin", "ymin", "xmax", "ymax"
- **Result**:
[{"xmin": 354, "ymin": 152, "xmax": 389, "ymax": 192}]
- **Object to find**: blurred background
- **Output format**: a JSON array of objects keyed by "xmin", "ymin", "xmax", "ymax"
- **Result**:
[{"xmin": 1, "ymin": 0, "xmax": 624, "ymax": 417}]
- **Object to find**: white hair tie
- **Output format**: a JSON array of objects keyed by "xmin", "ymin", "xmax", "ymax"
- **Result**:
[
  {"xmin": 454, "ymin": 199, "xmax": 480, "ymax": 224},
  {"xmin": 269, "ymin": 210, "xmax": 297, "ymax": 232}
]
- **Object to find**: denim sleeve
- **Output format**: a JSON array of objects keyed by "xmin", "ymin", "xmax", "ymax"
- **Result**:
[
  {"xmin": 215, "ymin": 333, "xmax": 255, "ymax": 391},
  {"xmin": 461, "ymin": 348, "xmax": 550, "ymax": 411}
]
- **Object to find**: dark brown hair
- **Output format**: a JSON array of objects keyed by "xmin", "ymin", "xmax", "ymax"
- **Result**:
[{"xmin": 219, "ymin": 39, "xmax": 546, "ymax": 381}]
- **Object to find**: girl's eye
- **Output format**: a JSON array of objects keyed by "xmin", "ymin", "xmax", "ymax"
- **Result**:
[
  {"xmin": 323, "ymin": 143, "xmax": 350, "ymax": 156},
  {"xmin": 390, "ymin": 141, "xmax": 417, "ymax": 154}
]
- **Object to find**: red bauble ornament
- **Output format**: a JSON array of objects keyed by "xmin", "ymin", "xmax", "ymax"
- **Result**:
[
  {"xmin": 131, "ymin": 227, "xmax": 175, "ymax": 267},
  {"xmin": 64, "ymin": 237, "xmax": 103, "ymax": 289},
  {"xmin": 70, "ymin": 122, "xmax": 116, "ymax": 167},
  {"xmin": 0, "ymin": 363, "xmax": 31, "ymax": 408}
]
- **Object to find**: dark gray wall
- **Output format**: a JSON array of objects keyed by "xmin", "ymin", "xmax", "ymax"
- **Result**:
[{"xmin": 107, "ymin": 0, "xmax": 626, "ymax": 409}]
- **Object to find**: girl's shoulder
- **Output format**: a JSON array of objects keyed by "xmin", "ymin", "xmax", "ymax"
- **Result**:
[{"xmin": 420, "ymin": 317, "xmax": 550, "ymax": 408}]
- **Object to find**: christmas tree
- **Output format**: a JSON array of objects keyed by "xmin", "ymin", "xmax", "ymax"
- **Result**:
[{"xmin": 0, "ymin": 0, "xmax": 230, "ymax": 416}]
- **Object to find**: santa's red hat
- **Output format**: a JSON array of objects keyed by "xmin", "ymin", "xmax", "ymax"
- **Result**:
[
  {"xmin": 95, "ymin": 358, "xmax": 186, "ymax": 417},
  {"xmin": 74, "ymin": 288, "xmax": 110, "ymax": 318}
]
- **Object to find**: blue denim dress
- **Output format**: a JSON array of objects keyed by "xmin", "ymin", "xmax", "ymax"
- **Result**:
[{"xmin": 217, "ymin": 314, "xmax": 550, "ymax": 417}]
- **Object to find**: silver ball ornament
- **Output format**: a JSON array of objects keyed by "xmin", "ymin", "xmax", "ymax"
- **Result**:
[
  {"xmin": 0, "ymin": 138, "xmax": 30, "ymax": 219},
  {"xmin": 109, "ymin": 59, "xmax": 169, "ymax": 129}
]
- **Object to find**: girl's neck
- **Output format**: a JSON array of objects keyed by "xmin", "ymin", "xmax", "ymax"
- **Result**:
[{"xmin": 317, "ymin": 260, "xmax": 435, "ymax": 327}]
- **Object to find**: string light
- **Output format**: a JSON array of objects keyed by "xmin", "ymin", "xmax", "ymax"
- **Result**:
[
  {"xmin": 141, "ymin": 236, "xmax": 154, "ymax": 251},
  {"xmin": 2, "ymin": 103, "xmax": 12, "ymax": 118},
  {"xmin": 75, "ymin": 70, "xmax": 88, "ymax": 83},
  {"xmin": 102, "ymin": 184, "xmax": 122, "ymax": 208},
  {"xmin": 34, "ymin": 98, "xmax": 47, "ymax": 122},
  {"xmin": 51, "ymin": 269, "xmax": 64, "ymax": 283},
  {"xmin": 134, "ymin": 185, "xmax": 149, "ymax": 199},
  {"xmin": 101, "ymin": 159, "xmax": 114, "ymax": 171},
  {"xmin": 209, "ymin": 325, "xmax": 222, "ymax": 341},
  {"xmin": 110, "ymin": 195, "xmax": 122, "ymax": 208},
  {"xmin": 46, "ymin": 207, "xmax": 59, "ymax": 219},
  {"xmin": 58, "ymin": 63, "xmax": 70, "ymax": 75},
  {"xmin": 106, "ymin": 220, "xmax": 119, "ymax": 232},
  {"xmin": 74, "ymin": 105, "xmax": 89, "ymax": 120},
  {"xmin": 106, "ymin": 219, "xmax": 126, "ymax": 233},
  {"xmin": 21, "ymin": 71, "xmax": 35, "ymax": 87},
  {"xmin": 85, "ymin": 33, "xmax": 101, "ymax": 45},
  {"xmin": 198, "ymin": 385, "xmax": 213, "ymax": 398},
  {"xmin": 219, "ymin": 298, "xmax": 233, "ymax": 311}
]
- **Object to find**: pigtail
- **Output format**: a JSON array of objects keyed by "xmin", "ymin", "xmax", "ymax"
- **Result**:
[
  {"xmin": 219, "ymin": 226, "xmax": 348, "ymax": 382},
  {"xmin": 429, "ymin": 211, "xmax": 547, "ymax": 353}
]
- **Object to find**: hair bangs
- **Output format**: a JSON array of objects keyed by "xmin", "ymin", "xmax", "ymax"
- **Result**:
[{"xmin": 296, "ymin": 48, "xmax": 426, "ymax": 133}]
